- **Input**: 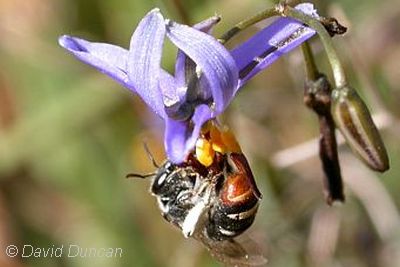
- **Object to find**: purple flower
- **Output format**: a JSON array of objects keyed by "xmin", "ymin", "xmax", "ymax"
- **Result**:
[
  {"xmin": 59, "ymin": 3, "xmax": 317, "ymax": 163},
  {"xmin": 232, "ymin": 3, "xmax": 318, "ymax": 87}
]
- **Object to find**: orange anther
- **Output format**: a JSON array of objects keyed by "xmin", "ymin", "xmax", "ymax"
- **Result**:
[
  {"xmin": 195, "ymin": 138, "xmax": 215, "ymax": 167},
  {"xmin": 220, "ymin": 129, "xmax": 242, "ymax": 153}
]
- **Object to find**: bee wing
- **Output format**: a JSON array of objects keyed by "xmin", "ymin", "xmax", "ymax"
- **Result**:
[{"xmin": 195, "ymin": 233, "xmax": 267, "ymax": 267}]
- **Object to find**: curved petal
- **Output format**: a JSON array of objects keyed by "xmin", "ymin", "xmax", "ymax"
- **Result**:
[
  {"xmin": 58, "ymin": 35, "xmax": 133, "ymax": 90},
  {"xmin": 164, "ymin": 118, "xmax": 188, "ymax": 163},
  {"xmin": 231, "ymin": 3, "xmax": 318, "ymax": 88},
  {"xmin": 187, "ymin": 104, "xmax": 213, "ymax": 152},
  {"xmin": 128, "ymin": 8, "xmax": 167, "ymax": 118},
  {"xmin": 167, "ymin": 21, "xmax": 238, "ymax": 115},
  {"xmin": 159, "ymin": 70, "xmax": 179, "ymax": 105},
  {"xmin": 165, "ymin": 104, "xmax": 213, "ymax": 163},
  {"xmin": 160, "ymin": 70, "xmax": 194, "ymax": 120},
  {"xmin": 174, "ymin": 16, "xmax": 221, "ymax": 88},
  {"xmin": 193, "ymin": 15, "xmax": 221, "ymax": 34}
]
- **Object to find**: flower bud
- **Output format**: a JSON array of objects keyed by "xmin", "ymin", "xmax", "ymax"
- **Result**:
[
  {"xmin": 303, "ymin": 74, "xmax": 344, "ymax": 203},
  {"xmin": 331, "ymin": 86, "xmax": 389, "ymax": 172}
]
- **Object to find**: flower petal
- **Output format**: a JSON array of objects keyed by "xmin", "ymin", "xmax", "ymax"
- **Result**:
[
  {"xmin": 167, "ymin": 20, "xmax": 238, "ymax": 115},
  {"xmin": 188, "ymin": 104, "xmax": 214, "ymax": 150},
  {"xmin": 165, "ymin": 104, "xmax": 213, "ymax": 163},
  {"xmin": 159, "ymin": 70, "xmax": 194, "ymax": 121},
  {"xmin": 174, "ymin": 16, "xmax": 221, "ymax": 88},
  {"xmin": 231, "ymin": 3, "xmax": 318, "ymax": 88},
  {"xmin": 128, "ymin": 8, "xmax": 167, "ymax": 118},
  {"xmin": 58, "ymin": 35, "xmax": 133, "ymax": 90},
  {"xmin": 159, "ymin": 70, "xmax": 179, "ymax": 104},
  {"xmin": 164, "ymin": 119, "xmax": 188, "ymax": 163},
  {"xmin": 193, "ymin": 15, "xmax": 222, "ymax": 34}
]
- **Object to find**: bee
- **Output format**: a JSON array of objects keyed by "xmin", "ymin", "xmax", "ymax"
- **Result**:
[{"xmin": 128, "ymin": 143, "xmax": 265, "ymax": 267}]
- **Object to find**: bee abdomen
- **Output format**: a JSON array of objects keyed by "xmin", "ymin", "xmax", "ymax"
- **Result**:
[
  {"xmin": 207, "ymin": 173, "xmax": 260, "ymax": 240},
  {"xmin": 207, "ymin": 199, "xmax": 259, "ymax": 240}
]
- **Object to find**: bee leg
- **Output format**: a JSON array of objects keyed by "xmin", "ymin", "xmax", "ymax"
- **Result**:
[
  {"xmin": 182, "ymin": 200, "xmax": 207, "ymax": 238},
  {"xmin": 182, "ymin": 184, "xmax": 213, "ymax": 238}
]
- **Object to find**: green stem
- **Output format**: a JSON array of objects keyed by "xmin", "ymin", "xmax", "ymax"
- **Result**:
[
  {"xmin": 301, "ymin": 41, "xmax": 319, "ymax": 81},
  {"xmin": 282, "ymin": 5, "xmax": 347, "ymax": 88},
  {"xmin": 218, "ymin": 7, "xmax": 279, "ymax": 44}
]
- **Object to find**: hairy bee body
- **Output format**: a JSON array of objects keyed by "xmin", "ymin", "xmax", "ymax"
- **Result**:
[
  {"xmin": 150, "ymin": 161, "xmax": 197, "ymax": 228},
  {"xmin": 150, "ymin": 152, "xmax": 261, "ymax": 241},
  {"xmin": 206, "ymin": 153, "xmax": 261, "ymax": 240}
]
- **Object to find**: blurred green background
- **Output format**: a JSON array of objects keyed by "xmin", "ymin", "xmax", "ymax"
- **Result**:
[{"xmin": 1, "ymin": 0, "xmax": 400, "ymax": 266}]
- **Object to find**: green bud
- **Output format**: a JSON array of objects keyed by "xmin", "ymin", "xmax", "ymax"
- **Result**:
[{"xmin": 331, "ymin": 86, "xmax": 389, "ymax": 172}]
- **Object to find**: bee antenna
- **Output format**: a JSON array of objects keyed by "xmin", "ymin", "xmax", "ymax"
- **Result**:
[
  {"xmin": 126, "ymin": 173, "xmax": 155, "ymax": 179},
  {"xmin": 126, "ymin": 142, "xmax": 159, "ymax": 179},
  {"xmin": 143, "ymin": 142, "xmax": 160, "ymax": 168}
]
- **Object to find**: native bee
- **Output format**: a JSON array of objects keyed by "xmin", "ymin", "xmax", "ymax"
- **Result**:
[{"xmin": 128, "ymin": 144, "xmax": 265, "ymax": 267}]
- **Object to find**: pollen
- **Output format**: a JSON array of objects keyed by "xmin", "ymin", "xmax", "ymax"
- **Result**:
[
  {"xmin": 210, "ymin": 126, "xmax": 226, "ymax": 153},
  {"xmin": 195, "ymin": 138, "xmax": 215, "ymax": 167},
  {"xmin": 220, "ymin": 129, "xmax": 242, "ymax": 153},
  {"xmin": 209, "ymin": 125, "xmax": 242, "ymax": 153},
  {"xmin": 195, "ymin": 123, "xmax": 242, "ymax": 167}
]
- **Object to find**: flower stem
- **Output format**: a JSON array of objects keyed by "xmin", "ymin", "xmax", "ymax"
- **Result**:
[
  {"xmin": 282, "ymin": 5, "xmax": 347, "ymax": 88},
  {"xmin": 301, "ymin": 41, "xmax": 319, "ymax": 81},
  {"xmin": 218, "ymin": 7, "xmax": 279, "ymax": 44}
]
